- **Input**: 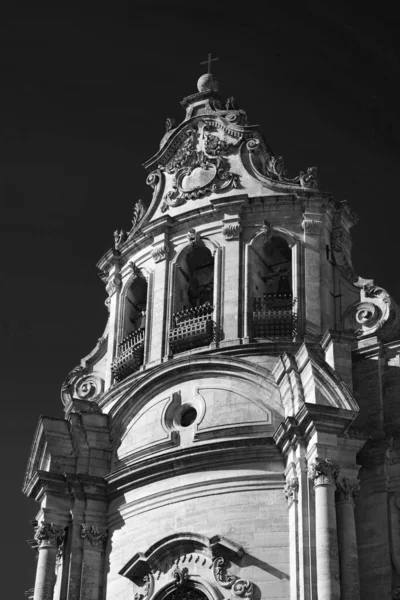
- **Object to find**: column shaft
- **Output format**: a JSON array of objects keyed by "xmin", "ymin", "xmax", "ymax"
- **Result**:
[
  {"xmin": 33, "ymin": 545, "xmax": 57, "ymax": 600},
  {"xmin": 336, "ymin": 496, "xmax": 360, "ymax": 599}
]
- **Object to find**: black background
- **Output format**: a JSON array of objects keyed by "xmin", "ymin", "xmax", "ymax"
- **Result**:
[{"xmin": 1, "ymin": 2, "xmax": 399, "ymax": 595}]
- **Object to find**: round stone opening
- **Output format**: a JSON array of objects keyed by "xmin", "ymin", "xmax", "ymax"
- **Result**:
[{"xmin": 180, "ymin": 407, "xmax": 197, "ymax": 427}]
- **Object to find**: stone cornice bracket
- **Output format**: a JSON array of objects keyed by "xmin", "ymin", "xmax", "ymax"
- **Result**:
[
  {"xmin": 80, "ymin": 524, "xmax": 108, "ymax": 551},
  {"xmin": 213, "ymin": 557, "xmax": 253, "ymax": 598},
  {"xmin": 336, "ymin": 476, "xmax": 359, "ymax": 502},
  {"xmin": 151, "ymin": 243, "xmax": 169, "ymax": 263},
  {"xmin": 283, "ymin": 476, "xmax": 299, "ymax": 506},
  {"xmin": 34, "ymin": 522, "xmax": 65, "ymax": 549},
  {"xmin": 301, "ymin": 213, "xmax": 322, "ymax": 235},
  {"xmin": 308, "ymin": 458, "xmax": 340, "ymax": 487}
]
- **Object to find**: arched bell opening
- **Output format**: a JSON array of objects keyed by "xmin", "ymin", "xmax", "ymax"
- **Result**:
[
  {"xmin": 169, "ymin": 241, "xmax": 215, "ymax": 354},
  {"xmin": 248, "ymin": 235, "xmax": 296, "ymax": 340},
  {"xmin": 111, "ymin": 274, "xmax": 148, "ymax": 382}
]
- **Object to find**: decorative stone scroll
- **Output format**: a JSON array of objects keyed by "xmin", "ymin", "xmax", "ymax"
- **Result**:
[
  {"xmin": 80, "ymin": 525, "xmax": 108, "ymax": 550},
  {"xmin": 152, "ymin": 244, "xmax": 169, "ymax": 263},
  {"xmin": 34, "ymin": 523, "xmax": 65, "ymax": 550},
  {"xmin": 106, "ymin": 273, "xmax": 122, "ymax": 297},
  {"xmin": 222, "ymin": 223, "xmax": 241, "ymax": 240},
  {"xmin": 283, "ymin": 477, "xmax": 299, "ymax": 505},
  {"xmin": 308, "ymin": 458, "xmax": 340, "ymax": 486},
  {"xmin": 61, "ymin": 365, "xmax": 104, "ymax": 407},
  {"xmin": 301, "ymin": 217, "xmax": 322, "ymax": 235},
  {"xmin": 245, "ymin": 137, "xmax": 318, "ymax": 189},
  {"xmin": 213, "ymin": 557, "xmax": 253, "ymax": 598}
]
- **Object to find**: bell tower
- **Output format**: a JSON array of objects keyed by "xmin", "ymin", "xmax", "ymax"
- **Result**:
[{"xmin": 23, "ymin": 72, "xmax": 400, "ymax": 600}]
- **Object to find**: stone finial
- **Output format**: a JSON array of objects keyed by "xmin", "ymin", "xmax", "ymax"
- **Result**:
[
  {"xmin": 307, "ymin": 458, "xmax": 340, "ymax": 486},
  {"xmin": 197, "ymin": 73, "xmax": 219, "ymax": 93}
]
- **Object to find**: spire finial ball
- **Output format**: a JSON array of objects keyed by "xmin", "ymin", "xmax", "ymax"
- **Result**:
[{"xmin": 197, "ymin": 73, "xmax": 219, "ymax": 93}]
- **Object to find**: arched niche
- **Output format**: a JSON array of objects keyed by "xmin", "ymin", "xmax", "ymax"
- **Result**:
[
  {"xmin": 121, "ymin": 274, "xmax": 148, "ymax": 340},
  {"xmin": 168, "ymin": 235, "xmax": 217, "ymax": 354},
  {"xmin": 175, "ymin": 242, "xmax": 214, "ymax": 312},
  {"xmin": 111, "ymin": 270, "xmax": 149, "ymax": 382},
  {"xmin": 246, "ymin": 232, "xmax": 296, "ymax": 340}
]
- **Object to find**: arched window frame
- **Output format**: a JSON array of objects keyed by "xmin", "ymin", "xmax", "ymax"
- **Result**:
[
  {"xmin": 244, "ymin": 227, "xmax": 303, "ymax": 341},
  {"xmin": 165, "ymin": 236, "xmax": 222, "ymax": 357}
]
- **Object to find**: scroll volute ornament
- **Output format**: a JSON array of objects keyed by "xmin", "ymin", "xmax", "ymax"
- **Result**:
[
  {"xmin": 61, "ymin": 365, "xmax": 104, "ymax": 407},
  {"xmin": 212, "ymin": 557, "xmax": 253, "ymax": 599}
]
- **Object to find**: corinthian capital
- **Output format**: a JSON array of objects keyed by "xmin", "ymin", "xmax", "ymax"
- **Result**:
[
  {"xmin": 307, "ymin": 458, "xmax": 340, "ymax": 486},
  {"xmin": 283, "ymin": 477, "xmax": 299, "ymax": 505},
  {"xmin": 336, "ymin": 477, "xmax": 359, "ymax": 501},
  {"xmin": 34, "ymin": 523, "xmax": 65, "ymax": 549},
  {"xmin": 81, "ymin": 524, "xmax": 108, "ymax": 550}
]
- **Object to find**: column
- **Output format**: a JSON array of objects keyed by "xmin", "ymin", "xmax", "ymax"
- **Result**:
[
  {"xmin": 336, "ymin": 477, "xmax": 360, "ymax": 599},
  {"xmin": 80, "ymin": 525, "xmax": 108, "ymax": 600},
  {"xmin": 284, "ymin": 469, "xmax": 299, "ymax": 600},
  {"xmin": 149, "ymin": 234, "xmax": 169, "ymax": 363},
  {"xmin": 308, "ymin": 458, "xmax": 341, "ymax": 600},
  {"xmin": 221, "ymin": 213, "xmax": 241, "ymax": 342},
  {"xmin": 301, "ymin": 212, "xmax": 323, "ymax": 339},
  {"xmin": 33, "ymin": 523, "xmax": 65, "ymax": 600}
]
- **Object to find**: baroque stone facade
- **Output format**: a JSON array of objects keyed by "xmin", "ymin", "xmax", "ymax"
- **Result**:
[{"xmin": 23, "ymin": 72, "xmax": 400, "ymax": 600}]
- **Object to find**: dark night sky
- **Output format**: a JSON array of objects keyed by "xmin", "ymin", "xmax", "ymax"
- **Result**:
[{"xmin": 1, "ymin": 3, "xmax": 399, "ymax": 596}]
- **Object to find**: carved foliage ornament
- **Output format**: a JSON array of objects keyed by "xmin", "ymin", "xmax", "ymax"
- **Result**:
[
  {"xmin": 157, "ymin": 126, "xmax": 242, "ymax": 213},
  {"xmin": 61, "ymin": 365, "xmax": 104, "ymax": 406},
  {"xmin": 80, "ymin": 525, "xmax": 108, "ymax": 550},
  {"xmin": 34, "ymin": 523, "xmax": 65, "ymax": 550},
  {"xmin": 336, "ymin": 477, "xmax": 359, "ymax": 501},
  {"xmin": 283, "ymin": 477, "xmax": 299, "ymax": 504},
  {"xmin": 106, "ymin": 273, "xmax": 122, "ymax": 297},
  {"xmin": 213, "ymin": 557, "xmax": 253, "ymax": 599},
  {"xmin": 307, "ymin": 458, "xmax": 340, "ymax": 486}
]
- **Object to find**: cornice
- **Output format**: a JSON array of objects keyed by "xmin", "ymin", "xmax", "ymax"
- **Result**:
[
  {"xmin": 105, "ymin": 437, "xmax": 280, "ymax": 499},
  {"xmin": 273, "ymin": 402, "xmax": 358, "ymax": 455}
]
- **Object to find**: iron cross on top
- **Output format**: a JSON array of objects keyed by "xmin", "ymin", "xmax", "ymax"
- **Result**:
[{"xmin": 200, "ymin": 53, "xmax": 219, "ymax": 74}]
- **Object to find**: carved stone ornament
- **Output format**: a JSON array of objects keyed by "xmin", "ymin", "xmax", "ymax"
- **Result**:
[
  {"xmin": 283, "ymin": 477, "xmax": 299, "ymax": 504},
  {"xmin": 245, "ymin": 138, "xmax": 318, "ymax": 189},
  {"xmin": 172, "ymin": 566, "xmax": 189, "ymax": 587},
  {"xmin": 158, "ymin": 126, "xmax": 242, "ymax": 213},
  {"xmin": 34, "ymin": 523, "xmax": 65, "ymax": 549},
  {"xmin": 134, "ymin": 573, "xmax": 155, "ymax": 600},
  {"xmin": 187, "ymin": 228, "xmax": 201, "ymax": 246},
  {"xmin": 302, "ymin": 217, "xmax": 322, "ymax": 235},
  {"xmin": 61, "ymin": 365, "xmax": 104, "ymax": 406},
  {"xmin": 222, "ymin": 223, "xmax": 241, "ymax": 240},
  {"xmin": 336, "ymin": 477, "xmax": 359, "ymax": 501},
  {"xmin": 343, "ymin": 281, "xmax": 400, "ymax": 341},
  {"xmin": 106, "ymin": 273, "xmax": 122, "ymax": 297},
  {"xmin": 307, "ymin": 458, "xmax": 340, "ymax": 486},
  {"xmin": 80, "ymin": 525, "xmax": 108, "ymax": 550},
  {"xmin": 114, "ymin": 229, "xmax": 127, "ymax": 250},
  {"xmin": 152, "ymin": 244, "xmax": 169, "ymax": 263},
  {"xmin": 213, "ymin": 557, "xmax": 253, "ymax": 599}
]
